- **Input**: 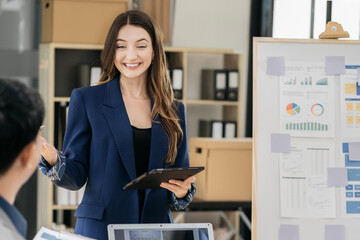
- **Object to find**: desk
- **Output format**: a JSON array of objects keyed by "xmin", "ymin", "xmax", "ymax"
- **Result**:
[{"xmin": 173, "ymin": 201, "xmax": 251, "ymax": 240}]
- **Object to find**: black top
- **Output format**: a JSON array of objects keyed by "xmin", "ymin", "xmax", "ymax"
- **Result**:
[{"xmin": 131, "ymin": 125, "xmax": 151, "ymax": 222}]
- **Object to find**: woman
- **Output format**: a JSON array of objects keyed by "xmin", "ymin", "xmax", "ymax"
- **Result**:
[{"xmin": 39, "ymin": 10, "xmax": 196, "ymax": 240}]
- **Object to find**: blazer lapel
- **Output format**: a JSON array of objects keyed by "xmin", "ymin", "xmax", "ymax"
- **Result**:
[
  {"xmin": 148, "ymin": 101, "xmax": 169, "ymax": 171},
  {"xmin": 142, "ymin": 102, "xmax": 170, "ymax": 219},
  {"xmin": 102, "ymin": 77, "xmax": 136, "ymax": 180}
]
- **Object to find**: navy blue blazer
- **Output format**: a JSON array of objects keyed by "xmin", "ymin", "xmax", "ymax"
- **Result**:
[{"xmin": 40, "ymin": 77, "xmax": 192, "ymax": 239}]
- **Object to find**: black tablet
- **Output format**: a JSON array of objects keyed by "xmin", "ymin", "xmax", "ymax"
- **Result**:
[{"xmin": 123, "ymin": 166, "xmax": 205, "ymax": 190}]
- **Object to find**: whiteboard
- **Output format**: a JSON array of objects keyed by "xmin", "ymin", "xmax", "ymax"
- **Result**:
[{"xmin": 253, "ymin": 37, "xmax": 360, "ymax": 240}]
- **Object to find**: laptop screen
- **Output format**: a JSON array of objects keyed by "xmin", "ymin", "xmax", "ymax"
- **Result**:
[{"xmin": 108, "ymin": 223, "xmax": 214, "ymax": 240}]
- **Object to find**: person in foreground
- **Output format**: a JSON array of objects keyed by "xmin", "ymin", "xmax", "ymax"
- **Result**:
[
  {"xmin": 0, "ymin": 79, "xmax": 44, "ymax": 240},
  {"xmin": 39, "ymin": 10, "xmax": 196, "ymax": 240}
]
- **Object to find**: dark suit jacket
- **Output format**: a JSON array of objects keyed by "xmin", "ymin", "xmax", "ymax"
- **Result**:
[{"xmin": 52, "ymin": 76, "xmax": 189, "ymax": 239}]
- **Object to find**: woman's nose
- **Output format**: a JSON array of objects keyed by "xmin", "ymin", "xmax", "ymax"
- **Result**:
[{"xmin": 126, "ymin": 46, "xmax": 137, "ymax": 60}]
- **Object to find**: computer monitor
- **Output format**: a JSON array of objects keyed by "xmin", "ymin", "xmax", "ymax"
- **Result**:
[{"xmin": 107, "ymin": 223, "xmax": 214, "ymax": 240}]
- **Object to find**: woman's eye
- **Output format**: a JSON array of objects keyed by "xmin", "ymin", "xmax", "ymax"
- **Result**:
[
  {"xmin": 138, "ymin": 45, "xmax": 147, "ymax": 49},
  {"xmin": 117, "ymin": 46, "xmax": 126, "ymax": 49}
]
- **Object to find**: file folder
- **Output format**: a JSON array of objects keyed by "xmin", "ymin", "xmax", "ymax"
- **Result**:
[
  {"xmin": 224, "ymin": 121, "xmax": 237, "ymax": 138},
  {"xmin": 55, "ymin": 101, "xmax": 68, "ymax": 151},
  {"xmin": 211, "ymin": 121, "xmax": 223, "ymax": 139},
  {"xmin": 90, "ymin": 66, "xmax": 102, "ymax": 86},
  {"xmin": 171, "ymin": 68, "xmax": 183, "ymax": 99},
  {"xmin": 227, "ymin": 70, "xmax": 239, "ymax": 101},
  {"xmin": 56, "ymin": 186, "xmax": 69, "ymax": 206},
  {"xmin": 78, "ymin": 65, "xmax": 102, "ymax": 86},
  {"xmin": 199, "ymin": 120, "xmax": 211, "ymax": 137},
  {"xmin": 201, "ymin": 70, "xmax": 227, "ymax": 100},
  {"xmin": 199, "ymin": 120, "xmax": 223, "ymax": 139},
  {"xmin": 78, "ymin": 64, "xmax": 90, "ymax": 87}
]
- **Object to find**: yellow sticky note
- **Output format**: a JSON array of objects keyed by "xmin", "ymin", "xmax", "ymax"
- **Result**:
[
  {"xmin": 356, "ymin": 102, "xmax": 360, "ymax": 112},
  {"xmin": 347, "ymin": 102, "xmax": 354, "ymax": 111},
  {"xmin": 345, "ymin": 83, "xmax": 357, "ymax": 95},
  {"xmin": 347, "ymin": 116, "xmax": 354, "ymax": 125},
  {"xmin": 356, "ymin": 116, "xmax": 360, "ymax": 125}
]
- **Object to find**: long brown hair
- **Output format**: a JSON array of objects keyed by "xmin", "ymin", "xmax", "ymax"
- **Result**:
[{"xmin": 98, "ymin": 10, "xmax": 183, "ymax": 166}]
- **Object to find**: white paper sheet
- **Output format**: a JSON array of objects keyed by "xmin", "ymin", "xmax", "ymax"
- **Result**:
[
  {"xmin": 340, "ymin": 65, "xmax": 360, "ymax": 137},
  {"xmin": 280, "ymin": 140, "xmax": 336, "ymax": 218},
  {"xmin": 341, "ymin": 141, "xmax": 360, "ymax": 218},
  {"xmin": 279, "ymin": 63, "xmax": 335, "ymax": 137}
]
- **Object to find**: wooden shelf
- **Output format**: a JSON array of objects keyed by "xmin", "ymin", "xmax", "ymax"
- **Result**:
[
  {"xmin": 52, "ymin": 205, "xmax": 78, "ymax": 210},
  {"xmin": 164, "ymin": 46, "xmax": 242, "ymax": 55},
  {"xmin": 44, "ymin": 42, "xmax": 103, "ymax": 50},
  {"xmin": 54, "ymin": 97, "xmax": 70, "ymax": 102},
  {"xmin": 185, "ymin": 99, "xmax": 239, "ymax": 106}
]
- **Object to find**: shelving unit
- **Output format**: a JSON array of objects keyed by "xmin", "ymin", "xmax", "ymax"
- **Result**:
[{"xmin": 37, "ymin": 43, "xmax": 246, "ymax": 230}]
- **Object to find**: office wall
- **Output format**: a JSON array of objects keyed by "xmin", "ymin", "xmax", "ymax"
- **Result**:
[
  {"xmin": 172, "ymin": 0, "xmax": 250, "ymax": 55},
  {"xmin": 172, "ymin": 0, "xmax": 251, "ymax": 135},
  {"xmin": 0, "ymin": 0, "xmax": 40, "ymax": 87}
]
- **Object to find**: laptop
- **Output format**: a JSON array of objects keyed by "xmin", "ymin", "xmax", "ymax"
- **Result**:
[{"xmin": 107, "ymin": 223, "xmax": 214, "ymax": 240}]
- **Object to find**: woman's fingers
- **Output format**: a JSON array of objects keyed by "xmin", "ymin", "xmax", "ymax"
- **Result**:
[
  {"xmin": 185, "ymin": 176, "xmax": 196, "ymax": 183},
  {"xmin": 160, "ymin": 182, "xmax": 187, "ymax": 198},
  {"xmin": 40, "ymin": 138, "xmax": 58, "ymax": 166},
  {"xmin": 160, "ymin": 176, "xmax": 196, "ymax": 199}
]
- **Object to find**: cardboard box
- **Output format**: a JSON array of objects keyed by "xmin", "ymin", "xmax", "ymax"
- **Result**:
[
  {"xmin": 189, "ymin": 138, "xmax": 252, "ymax": 201},
  {"xmin": 41, "ymin": 0, "xmax": 128, "ymax": 44}
]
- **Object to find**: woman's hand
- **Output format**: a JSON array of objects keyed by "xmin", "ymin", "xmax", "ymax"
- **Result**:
[
  {"xmin": 40, "ymin": 136, "xmax": 58, "ymax": 167},
  {"xmin": 160, "ymin": 176, "xmax": 196, "ymax": 199}
]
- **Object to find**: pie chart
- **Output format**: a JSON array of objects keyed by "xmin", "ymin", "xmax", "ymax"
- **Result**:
[
  {"xmin": 311, "ymin": 103, "xmax": 324, "ymax": 116},
  {"xmin": 286, "ymin": 103, "xmax": 300, "ymax": 115}
]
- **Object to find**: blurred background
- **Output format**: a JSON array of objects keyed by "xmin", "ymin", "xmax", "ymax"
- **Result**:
[{"xmin": 1, "ymin": 0, "xmax": 359, "ymax": 239}]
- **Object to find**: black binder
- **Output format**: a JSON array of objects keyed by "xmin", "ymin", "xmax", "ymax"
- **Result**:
[
  {"xmin": 78, "ymin": 64, "xmax": 91, "ymax": 87},
  {"xmin": 55, "ymin": 101, "xmax": 69, "ymax": 151},
  {"xmin": 226, "ymin": 70, "xmax": 239, "ymax": 101},
  {"xmin": 201, "ymin": 69, "xmax": 227, "ymax": 100}
]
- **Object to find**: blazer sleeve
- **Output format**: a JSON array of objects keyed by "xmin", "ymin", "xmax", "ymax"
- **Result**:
[
  {"xmin": 169, "ymin": 101, "xmax": 197, "ymax": 210},
  {"xmin": 39, "ymin": 89, "xmax": 90, "ymax": 190}
]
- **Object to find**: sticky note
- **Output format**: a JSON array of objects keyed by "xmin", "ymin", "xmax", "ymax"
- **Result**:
[
  {"xmin": 355, "ymin": 102, "xmax": 360, "ymax": 111},
  {"xmin": 349, "ymin": 142, "xmax": 360, "ymax": 161},
  {"xmin": 326, "ymin": 56, "xmax": 345, "ymax": 75},
  {"xmin": 345, "ymin": 83, "xmax": 357, "ymax": 95},
  {"xmin": 267, "ymin": 56, "xmax": 285, "ymax": 75},
  {"xmin": 271, "ymin": 133, "xmax": 290, "ymax": 153},
  {"xmin": 346, "ymin": 102, "xmax": 354, "ymax": 111},
  {"xmin": 327, "ymin": 168, "xmax": 348, "ymax": 187},
  {"xmin": 279, "ymin": 224, "xmax": 299, "ymax": 240},
  {"xmin": 356, "ymin": 116, "xmax": 360, "ymax": 125},
  {"xmin": 324, "ymin": 225, "xmax": 345, "ymax": 240}
]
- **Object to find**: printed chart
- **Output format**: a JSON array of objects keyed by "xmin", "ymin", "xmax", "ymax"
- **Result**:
[
  {"xmin": 280, "ymin": 140, "xmax": 336, "ymax": 218},
  {"xmin": 280, "ymin": 63, "xmax": 335, "ymax": 137},
  {"xmin": 340, "ymin": 66, "xmax": 360, "ymax": 137},
  {"xmin": 341, "ymin": 142, "xmax": 360, "ymax": 217}
]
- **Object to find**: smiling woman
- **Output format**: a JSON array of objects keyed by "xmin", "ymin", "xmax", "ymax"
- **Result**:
[
  {"xmin": 114, "ymin": 25, "xmax": 154, "ymax": 83},
  {"xmin": 38, "ymin": 10, "xmax": 196, "ymax": 240}
]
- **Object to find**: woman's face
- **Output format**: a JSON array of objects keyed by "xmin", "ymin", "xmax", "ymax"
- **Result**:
[{"xmin": 114, "ymin": 24, "xmax": 154, "ymax": 81}]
